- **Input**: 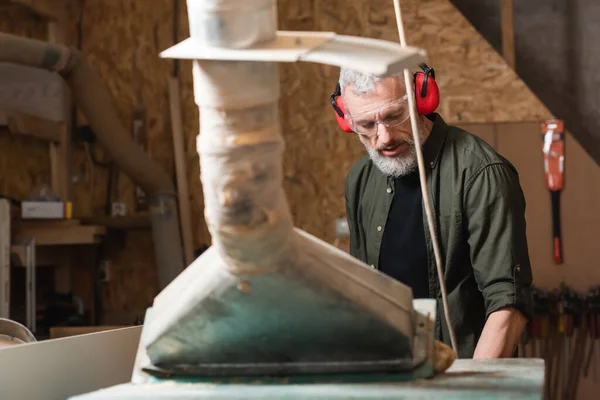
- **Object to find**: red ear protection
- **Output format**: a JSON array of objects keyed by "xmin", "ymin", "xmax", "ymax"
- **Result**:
[
  {"xmin": 330, "ymin": 63, "xmax": 440, "ymax": 132},
  {"xmin": 413, "ymin": 63, "xmax": 439, "ymax": 115},
  {"xmin": 330, "ymin": 83, "xmax": 353, "ymax": 132}
]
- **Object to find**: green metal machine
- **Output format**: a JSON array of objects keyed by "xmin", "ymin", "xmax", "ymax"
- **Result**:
[{"xmin": 71, "ymin": 0, "xmax": 545, "ymax": 398}]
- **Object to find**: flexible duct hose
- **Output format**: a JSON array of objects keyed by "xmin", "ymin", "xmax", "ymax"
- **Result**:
[
  {"xmin": 0, "ymin": 32, "xmax": 174, "ymax": 195},
  {"xmin": 0, "ymin": 32, "xmax": 185, "ymax": 288}
]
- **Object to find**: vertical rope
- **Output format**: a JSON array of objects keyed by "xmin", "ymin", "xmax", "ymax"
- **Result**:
[{"xmin": 392, "ymin": 0, "xmax": 458, "ymax": 354}]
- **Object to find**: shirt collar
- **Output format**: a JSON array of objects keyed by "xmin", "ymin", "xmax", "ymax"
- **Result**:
[{"xmin": 422, "ymin": 113, "xmax": 449, "ymax": 169}]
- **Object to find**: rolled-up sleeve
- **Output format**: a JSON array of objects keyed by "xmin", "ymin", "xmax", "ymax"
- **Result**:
[{"xmin": 464, "ymin": 163, "xmax": 534, "ymax": 321}]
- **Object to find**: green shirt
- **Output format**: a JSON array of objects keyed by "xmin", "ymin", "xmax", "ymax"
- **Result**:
[{"xmin": 344, "ymin": 114, "xmax": 534, "ymax": 358}]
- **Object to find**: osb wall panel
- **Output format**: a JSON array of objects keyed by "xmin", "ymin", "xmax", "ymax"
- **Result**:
[
  {"xmin": 368, "ymin": 0, "xmax": 552, "ymax": 123},
  {"xmin": 0, "ymin": 7, "xmax": 51, "ymax": 201},
  {"xmin": 1, "ymin": 0, "xmax": 558, "ymax": 321},
  {"xmin": 73, "ymin": 0, "xmax": 209, "ymax": 318}
]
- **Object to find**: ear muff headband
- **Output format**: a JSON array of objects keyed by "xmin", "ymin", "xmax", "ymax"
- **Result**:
[{"xmin": 331, "ymin": 63, "xmax": 440, "ymax": 132}]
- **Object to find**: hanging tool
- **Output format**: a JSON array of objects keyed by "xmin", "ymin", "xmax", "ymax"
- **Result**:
[
  {"xmin": 565, "ymin": 293, "xmax": 586, "ymax": 400},
  {"xmin": 546, "ymin": 290, "xmax": 561, "ymax": 400},
  {"xmin": 541, "ymin": 119, "xmax": 565, "ymax": 264},
  {"xmin": 532, "ymin": 287, "xmax": 548, "ymax": 359},
  {"xmin": 562, "ymin": 284, "xmax": 574, "ymax": 399},
  {"xmin": 584, "ymin": 287, "xmax": 600, "ymax": 380},
  {"xmin": 528, "ymin": 288, "xmax": 543, "ymax": 357}
]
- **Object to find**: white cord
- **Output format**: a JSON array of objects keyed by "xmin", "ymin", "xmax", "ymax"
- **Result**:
[{"xmin": 392, "ymin": 0, "xmax": 458, "ymax": 354}]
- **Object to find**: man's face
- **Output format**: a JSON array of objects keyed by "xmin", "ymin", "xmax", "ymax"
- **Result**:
[{"xmin": 343, "ymin": 76, "xmax": 427, "ymax": 177}]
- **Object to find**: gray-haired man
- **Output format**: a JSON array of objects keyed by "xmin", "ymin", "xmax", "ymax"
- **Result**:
[{"xmin": 336, "ymin": 67, "xmax": 533, "ymax": 358}]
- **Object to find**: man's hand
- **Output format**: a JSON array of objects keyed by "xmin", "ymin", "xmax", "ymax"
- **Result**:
[{"xmin": 473, "ymin": 306, "xmax": 528, "ymax": 358}]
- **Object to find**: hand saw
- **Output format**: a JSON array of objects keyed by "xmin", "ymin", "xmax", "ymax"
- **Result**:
[{"xmin": 541, "ymin": 119, "xmax": 565, "ymax": 264}]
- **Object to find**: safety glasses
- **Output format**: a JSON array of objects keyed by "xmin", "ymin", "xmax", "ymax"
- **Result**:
[{"xmin": 345, "ymin": 95, "xmax": 410, "ymax": 137}]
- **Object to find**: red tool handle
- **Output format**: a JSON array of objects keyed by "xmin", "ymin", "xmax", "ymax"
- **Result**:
[
  {"xmin": 551, "ymin": 191, "xmax": 562, "ymax": 263},
  {"xmin": 564, "ymin": 313, "xmax": 573, "ymax": 337},
  {"xmin": 541, "ymin": 119, "xmax": 565, "ymax": 264}
]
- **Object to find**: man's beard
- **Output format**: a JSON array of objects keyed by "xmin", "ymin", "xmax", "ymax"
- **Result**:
[{"xmin": 360, "ymin": 131, "xmax": 425, "ymax": 178}]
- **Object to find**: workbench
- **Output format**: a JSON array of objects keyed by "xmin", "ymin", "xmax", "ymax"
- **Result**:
[{"xmin": 71, "ymin": 358, "xmax": 545, "ymax": 400}]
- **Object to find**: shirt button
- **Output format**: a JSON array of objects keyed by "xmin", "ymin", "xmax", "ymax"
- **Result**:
[
  {"xmin": 370, "ymin": 264, "xmax": 376, "ymax": 269},
  {"xmin": 430, "ymin": 161, "xmax": 434, "ymax": 167},
  {"xmin": 386, "ymin": 187, "xmax": 392, "ymax": 193},
  {"xmin": 377, "ymin": 226, "xmax": 382, "ymax": 232}
]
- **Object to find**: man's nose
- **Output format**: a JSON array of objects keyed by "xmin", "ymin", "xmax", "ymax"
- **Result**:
[{"xmin": 377, "ymin": 123, "xmax": 393, "ymax": 144}]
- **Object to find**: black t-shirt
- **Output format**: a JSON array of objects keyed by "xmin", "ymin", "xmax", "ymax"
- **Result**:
[{"xmin": 378, "ymin": 171, "xmax": 430, "ymax": 299}]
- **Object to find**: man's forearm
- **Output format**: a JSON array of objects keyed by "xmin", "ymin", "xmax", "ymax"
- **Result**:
[{"xmin": 473, "ymin": 306, "xmax": 528, "ymax": 358}]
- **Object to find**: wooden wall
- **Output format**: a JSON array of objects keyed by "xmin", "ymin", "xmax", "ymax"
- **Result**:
[{"xmin": 0, "ymin": 0, "xmax": 576, "ymax": 324}]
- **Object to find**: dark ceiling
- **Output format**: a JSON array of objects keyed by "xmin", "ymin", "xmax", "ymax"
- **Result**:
[{"xmin": 450, "ymin": 0, "xmax": 600, "ymax": 167}]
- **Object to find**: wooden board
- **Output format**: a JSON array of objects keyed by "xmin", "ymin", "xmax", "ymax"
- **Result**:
[
  {"xmin": 79, "ymin": 215, "xmax": 151, "ymax": 230},
  {"xmin": 13, "ymin": 224, "xmax": 107, "ymax": 246},
  {"xmin": 6, "ymin": 111, "xmax": 64, "ymax": 142},
  {"xmin": 0, "ymin": 326, "xmax": 141, "ymax": 400},
  {"xmin": 50, "ymin": 325, "xmax": 130, "ymax": 339},
  {"xmin": 501, "ymin": 0, "xmax": 515, "ymax": 69}
]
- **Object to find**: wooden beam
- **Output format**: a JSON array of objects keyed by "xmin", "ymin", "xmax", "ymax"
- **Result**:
[
  {"xmin": 49, "ymin": 326, "xmax": 130, "ymax": 339},
  {"xmin": 79, "ymin": 214, "xmax": 152, "ymax": 230},
  {"xmin": 13, "ymin": 224, "xmax": 107, "ymax": 246},
  {"xmin": 8, "ymin": 0, "xmax": 61, "ymax": 20},
  {"xmin": 168, "ymin": 77, "xmax": 195, "ymax": 266},
  {"xmin": 501, "ymin": 0, "xmax": 516, "ymax": 69},
  {"xmin": 47, "ymin": 14, "xmax": 72, "ymax": 202},
  {"xmin": 6, "ymin": 111, "xmax": 64, "ymax": 142}
]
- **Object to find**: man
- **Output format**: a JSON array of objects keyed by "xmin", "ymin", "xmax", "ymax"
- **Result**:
[{"xmin": 340, "ymin": 68, "xmax": 534, "ymax": 359}]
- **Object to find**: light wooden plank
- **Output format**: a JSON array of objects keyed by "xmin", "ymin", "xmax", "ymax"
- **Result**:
[
  {"xmin": 14, "ymin": 225, "xmax": 107, "ymax": 246},
  {"xmin": 48, "ymin": 18, "xmax": 73, "ymax": 202},
  {"xmin": 6, "ymin": 111, "xmax": 64, "ymax": 142},
  {"xmin": 0, "ymin": 326, "xmax": 141, "ymax": 400},
  {"xmin": 168, "ymin": 76, "xmax": 195, "ymax": 266}
]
